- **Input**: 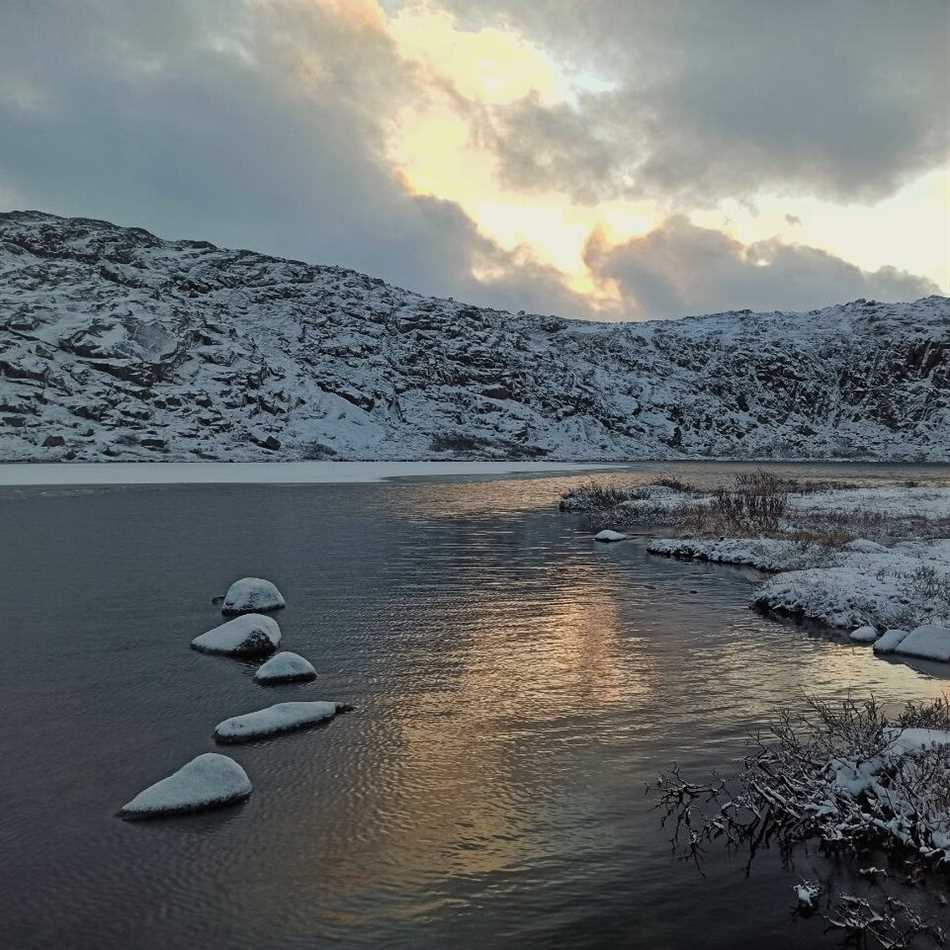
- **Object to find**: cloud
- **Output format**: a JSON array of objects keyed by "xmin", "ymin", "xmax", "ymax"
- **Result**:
[
  {"xmin": 0, "ymin": 0, "xmax": 593, "ymax": 316},
  {"xmin": 448, "ymin": 1, "xmax": 950, "ymax": 205},
  {"xmin": 785, "ymin": 214, "xmax": 802, "ymax": 227},
  {"xmin": 0, "ymin": 1, "xmax": 942, "ymax": 321},
  {"xmin": 585, "ymin": 216, "xmax": 939, "ymax": 319}
]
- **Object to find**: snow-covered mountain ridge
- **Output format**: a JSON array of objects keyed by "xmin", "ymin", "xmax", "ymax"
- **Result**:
[{"xmin": 1, "ymin": 210, "xmax": 948, "ymax": 461}]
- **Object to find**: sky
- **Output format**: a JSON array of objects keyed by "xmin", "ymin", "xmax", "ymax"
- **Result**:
[{"xmin": 1, "ymin": 0, "xmax": 948, "ymax": 320}]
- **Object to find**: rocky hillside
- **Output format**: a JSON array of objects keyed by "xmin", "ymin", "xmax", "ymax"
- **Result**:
[{"xmin": 1, "ymin": 210, "xmax": 948, "ymax": 462}]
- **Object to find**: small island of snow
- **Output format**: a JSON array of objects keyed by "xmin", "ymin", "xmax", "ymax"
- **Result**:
[
  {"xmin": 117, "ymin": 753, "xmax": 251, "ymax": 819},
  {"xmin": 214, "ymin": 701, "xmax": 350, "ymax": 743},
  {"xmin": 594, "ymin": 529, "xmax": 627, "ymax": 543},
  {"xmin": 222, "ymin": 577, "xmax": 286, "ymax": 615},
  {"xmin": 254, "ymin": 651, "xmax": 317, "ymax": 684},
  {"xmin": 191, "ymin": 614, "xmax": 281, "ymax": 657}
]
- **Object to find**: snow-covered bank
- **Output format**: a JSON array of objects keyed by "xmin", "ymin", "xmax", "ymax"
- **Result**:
[
  {"xmin": 649, "ymin": 536, "xmax": 950, "ymax": 628},
  {"xmin": 794, "ymin": 486, "xmax": 950, "ymax": 520},
  {"xmin": 0, "ymin": 460, "xmax": 624, "ymax": 487},
  {"xmin": 648, "ymin": 535, "xmax": 950, "ymax": 646},
  {"xmin": 562, "ymin": 477, "xmax": 950, "ymax": 660}
]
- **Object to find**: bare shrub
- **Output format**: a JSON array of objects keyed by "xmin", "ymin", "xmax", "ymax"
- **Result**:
[
  {"xmin": 650, "ymin": 694, "xmax": 950, "ymax": 872},
  {"xmin": 713, "ymin": 471, "xmax": 789, "ymax": 532},
  {"xmin": 825, "ymin": 895, "xmax": 945, "ymax": 948},
  {"xmin": 560, "ymin": 480, "xmax": 639, "ymax": 512},
  {"xmin": 650, "ymin": 694, "xmax": 950, "ymax": 946},
  {"xmin": 910, "ymin": 565, "xmax": 950, "ymax": 612},
  {"xmin": 897, "ymin": 696, "xmax": 950, "ymax": 732}
]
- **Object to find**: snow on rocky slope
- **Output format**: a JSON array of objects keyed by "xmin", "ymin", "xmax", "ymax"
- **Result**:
[{"xmin": 1, "ymin": 211, "xmax": 948, "ymax": 462}]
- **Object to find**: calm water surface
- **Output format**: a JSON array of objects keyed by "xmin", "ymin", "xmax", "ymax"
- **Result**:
[{"xmin": 2, "ymin": 462, "xmax": 949, "ymax": 949}]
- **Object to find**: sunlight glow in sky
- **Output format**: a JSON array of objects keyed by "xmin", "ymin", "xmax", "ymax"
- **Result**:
[
  {"xmin": 2, "ymin": 0, "xmax": 946, "ymax": 319},
  {"xmin": 380, "ymin": 1, "xmax": 949, "ymax": 310}
]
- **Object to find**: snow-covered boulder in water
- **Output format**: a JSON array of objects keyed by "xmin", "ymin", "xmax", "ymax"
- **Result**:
[
  {"xmin": 594, "ymin": 530, "xmax": 627, "ymax": 543},
  {"xmin": 214, "ymin": 701, "xmax": 350, "ymax": 743},
  {"xmin": 117, "ymin": 753, "xmax": 251, "ymax": 819},
  {"xmin": 191, "ymin": 614, "xmax": 281, "ymax": 657},
  {"xmin": 893, "ymin": 624, "xmax": 950, "ymax": 662},
  {"xmin": 849, "ymin": 625, "xmax": 879, "ymax": 643},
  {"xmin": 222, "ymin": 577, "xmax": 285, "ymax": 615},
  {"xmin": 254, "ymin": 651, "xmax": 316, "ymax": 684},
  {"xmin": 873, "ymin": 628, "xmax": 911, "ymax": 654}
]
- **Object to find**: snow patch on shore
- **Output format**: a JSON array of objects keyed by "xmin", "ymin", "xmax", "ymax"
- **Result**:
[{"xmin": 648, "ymin": 534, "xmax": 950, "ymax": 647}]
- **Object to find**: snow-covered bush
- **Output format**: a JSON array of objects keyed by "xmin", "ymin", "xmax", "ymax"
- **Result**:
[
  {"xmin": 712, "ymin": 471, "xmax": 789, "ymax": 533},
  {"xmin": 649, "ymin": 697, "xmax": 950, "ymax": 950},
  {"xmin": 651, "ymin": 695, "xmax": 950, "ymax": 943}
]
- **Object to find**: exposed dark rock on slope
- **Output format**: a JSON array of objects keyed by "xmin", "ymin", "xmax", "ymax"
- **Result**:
[{"xmin": 1, "ymin": 211, "xmax": 947, "ymax": 462}]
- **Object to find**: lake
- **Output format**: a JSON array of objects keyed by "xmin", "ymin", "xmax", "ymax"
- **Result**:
[{"xmin": 2, "ymin": 462, "xmax": 949, "ymax": 948}]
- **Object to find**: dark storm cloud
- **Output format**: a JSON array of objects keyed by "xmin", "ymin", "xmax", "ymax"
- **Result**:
[
  {"xmin": 450, "ymin": 0, "xmax": 950, "ymax": 205},
  {"xmin": 0, "ymin": 0, "xmax": 595, "ymax": 317},
  {"xmin": 585, "ymin": 216, "xmax": 939, "ymax": 319}
]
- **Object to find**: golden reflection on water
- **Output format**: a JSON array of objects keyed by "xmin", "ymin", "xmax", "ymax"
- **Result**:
[
  {"xmin": 351, "ymin": 556, "xmax": 659, "ymax": 890},
  {"xmin": 196, "ymin": 469, "xmax": 950, "ymax": 938}
]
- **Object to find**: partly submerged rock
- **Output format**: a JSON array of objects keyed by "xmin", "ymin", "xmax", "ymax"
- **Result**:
[
  {"xmin": 793, "ymin": 881, "xmax": 820, "ymax": 914},
  {"xmin": 893, "ymin": 624, "xmax": 950, "ymax": 662},
  {"xmin": 849, "ymin": 624, "xmax": 879, "ymax": 643},
  {"xmin": 873, "ymin": 628, "xmax": 911, "ymax": 654},
  {"xmin": 191, "ymin": 614, "xmax": 281, "ymax": 657},
  {"xmin": 594, "ymin": 529, "xmax": 627, "ymax": 543},
  {"xmin": 214, "ymin": 701, "xmax": 351, "ymax": 743},
  {"xmin": 222, "ymin": 577, "xmax": 286, "ymax": 615},
  {"xmin": 254, "ymin": 651, "xmax": 317, "ymax": 684},
  {"xmin": 117, "ymin": 753, "xmax": 251, "ymax": 819}
]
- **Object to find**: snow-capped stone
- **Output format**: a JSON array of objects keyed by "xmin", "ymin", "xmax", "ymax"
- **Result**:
[
  {"xmin": 191, "ymin": 614, "xmax": 281, "ymax": 657},
  {"xmin": 849, "ymin": 625, "xmax": 879, "ymax": 643},
  {"xmin": 594, "ymin": 529, "xmax": 627, "ymax": 542},
  {"xmin": 892, "ymin": 624, "xmax": 950, "ymax": 662},
  {"xmin": 873, "ymin": 628, "xmax": 911, "ymax": 654},
  {"xmin": 213, "ymin": 701, "xmax": 349, "ymax": 743},
  {"xmin": 222, "ymin": 577, "xmax": 285, "ymax": 615},
  {"xmin": 254, "ymin": 651, "xmax": 316, "ymax": 684},
  {"xmin": 117, "ymin": 753, "xmax": 251, "ymax": 819},
  {"xmin": 1, "ymin": 211, "xmax": 948, "ymax": 464}
]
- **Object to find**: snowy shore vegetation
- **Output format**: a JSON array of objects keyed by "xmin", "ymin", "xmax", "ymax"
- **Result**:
[
  {"xmin": 651, "ymin": 695, "xmax": 950, "ymax": 947},
  {"xmin": 564, "ymin": 474, "xmax": 950, "ymax": 645}
]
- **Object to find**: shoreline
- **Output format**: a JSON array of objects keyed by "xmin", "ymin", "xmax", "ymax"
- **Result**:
[
  {"xmin": 2, "ymin": 457, "xmax": 950, "ymax": 488},
  {"xmin": 0, "ymin": 459, "xmax": 628, "ymax": 487},
  {"xmin": 567, "ymin": 476, "xmax": 950, "ymax": 666}
]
